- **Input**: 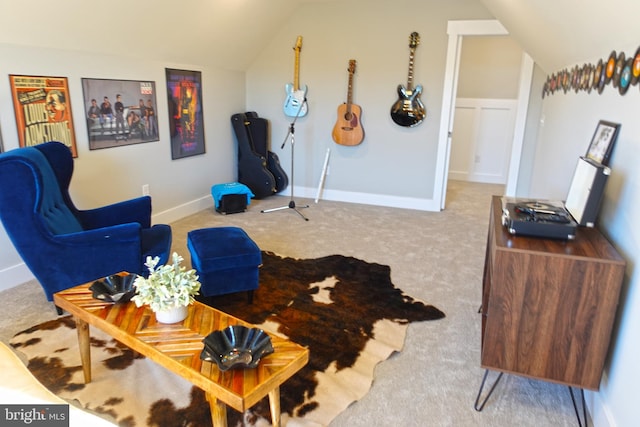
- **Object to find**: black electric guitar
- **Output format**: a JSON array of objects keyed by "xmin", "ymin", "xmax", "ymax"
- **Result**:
[
  {"xmin": 390, "ymin": 32, "xmax": 426, "ymax": 127},
  {"xmin": 283, "ymin": 36, "xmax": 308, "ymax": 117},
  {"xmin": 332, "ymin": 59, "xmax": 364, "ymax": 146}
]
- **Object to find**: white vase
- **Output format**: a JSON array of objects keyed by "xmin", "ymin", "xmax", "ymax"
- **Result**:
[{"xmin": 155, "ymin": 305, "xmax": 188, "ymax": 324}]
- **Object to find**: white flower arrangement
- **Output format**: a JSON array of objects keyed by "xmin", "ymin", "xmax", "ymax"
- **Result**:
[{"xmin": 131, "ymin": 252, "xmax": 201, "ymax": 312}]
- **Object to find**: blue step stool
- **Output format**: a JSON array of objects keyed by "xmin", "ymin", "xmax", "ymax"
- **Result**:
[
  {"xmin": 187, "ymin": 227, "xmax": 261, "ymax": 302},
  {"xmin": 211, "ymin": 182, "xmax": 254, "ymax": 214}
]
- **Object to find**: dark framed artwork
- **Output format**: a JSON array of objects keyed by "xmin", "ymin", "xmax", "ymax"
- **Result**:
[
  {"xmin": 81, "ymin": 78, "xmax": 159, "ymax": 150},
  {"xmin": 8, "ymin": 75, "xmax": 78, "ymax": 157},
  {"xmin": 585, "ymin": 120, "xmax": 620, "ymax": 166},
  {"xmin": 165, "ymin": 68, "xmax": 206, "ymax": 159}
]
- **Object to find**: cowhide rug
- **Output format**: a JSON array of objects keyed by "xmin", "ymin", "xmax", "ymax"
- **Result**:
[{"xmin": 10, "ymin": 252, "xmax": 444, "ymax": 427}]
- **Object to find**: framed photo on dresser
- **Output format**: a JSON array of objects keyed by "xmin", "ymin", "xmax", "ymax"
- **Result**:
[{"xmin": 585, "ymin": 120, "xmax": 620, "ymax": 166}]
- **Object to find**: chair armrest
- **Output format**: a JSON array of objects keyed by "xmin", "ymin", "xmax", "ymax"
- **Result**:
[
  {"xmin": 53, "ymin": 222, "xmax": 141, "ymax": 244},
  {"xmin": 76, "ymin": 196, "xmax": 152, "ymax": 230},
  {"xmin": 16, "ymin": 223, "xmax": 144, "ymax": 300}
]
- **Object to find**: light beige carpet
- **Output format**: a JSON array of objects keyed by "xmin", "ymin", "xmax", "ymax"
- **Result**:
[{"xmin": 0, "ymin": 181, "xmax": 581, "ymax": 426}]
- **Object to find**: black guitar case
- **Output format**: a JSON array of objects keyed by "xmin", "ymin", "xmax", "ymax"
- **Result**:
[
  {"xmin": 244, "ymin": 112, "xmax": 289, "ymax": 193},
  {"xmin": 231, "ymin": 113, "xmax": 276, "ymax": 199}
]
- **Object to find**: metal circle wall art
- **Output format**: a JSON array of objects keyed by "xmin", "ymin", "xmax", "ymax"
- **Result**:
[
  {"xmin": 631, "ymin": 46, "xmax": 640, "ymax": 86},
  {"xmin": 612, "ymin": 52, "xmax": 626, "ymax": 88},
  {"xmin": 605, "ymin": 51, "xmax": 617, "ymax": 84},
  {"xmin": 543, "ymin": 46, "xmax": 640, "ymax": 97},
  {"xmin": 618, "ymin": 58, "xmax": 633, "ymax": 95}
]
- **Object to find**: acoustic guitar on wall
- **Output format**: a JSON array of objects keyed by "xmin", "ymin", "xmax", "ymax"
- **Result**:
[
  {"xmin": 390, "ymin": 32, "xmax": 426, "ymax": 127},
  {"xmin": 283, "ymin": 36, "xmax": 308, "ymax": 117},
  {"xmin": 332, "ymin": 59, "xmax": 364, "ymax": 146}
]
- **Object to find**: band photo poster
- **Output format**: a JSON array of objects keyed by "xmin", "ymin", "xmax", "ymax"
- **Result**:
[
  {"xmin": 9, "ymin": 75, "xmax": 78, "ymax": 157},
  {"xmin": 81, "ymin": 78, "xmax": 160, "ymax": 150},
  {"xmin": 165, "ymin": 68, "xmax": 206, "ymax": 159}
]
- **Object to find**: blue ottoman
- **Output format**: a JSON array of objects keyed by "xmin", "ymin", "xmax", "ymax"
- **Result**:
[{"xmin": 187, "ymin": 227, "xmax": 261, "ymax": 302}]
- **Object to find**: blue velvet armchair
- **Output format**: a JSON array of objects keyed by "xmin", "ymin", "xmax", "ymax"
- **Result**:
[{"xmin": 0, "ymin": 141, "xmax": 172, "ymax": 306}]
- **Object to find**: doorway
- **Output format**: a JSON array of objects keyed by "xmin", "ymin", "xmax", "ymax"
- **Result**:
[{"xmin": 433, "ymin": 20, "xmax": 534, "ymax": 209}]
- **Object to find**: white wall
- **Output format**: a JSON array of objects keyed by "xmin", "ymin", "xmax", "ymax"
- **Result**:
[
  {"xmin": 449, "ymin": 98, "xmax": 516, "ymax": 183},
  {"xmin": 245, "ymin": 0, "xmax": 493, "ymax": 208},
  {"xmin": 526, "ymin": 46, "xmax": 640, "ymax": 427},
  {"xmin": 0, "ymin": 43, "xmax": 246, "ymax": 288},
  {"xmin": 457, "ymin": 36, "xmax": 523, "ymax": 99}
]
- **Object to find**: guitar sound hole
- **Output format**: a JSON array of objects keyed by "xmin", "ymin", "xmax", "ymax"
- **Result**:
[{"xmin": 344, "ymin": 112, "xmax": 353, "ymax": 121}]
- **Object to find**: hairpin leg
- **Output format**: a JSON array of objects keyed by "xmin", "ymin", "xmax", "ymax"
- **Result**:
[
  {"xmin": 568, "ymin": 386, "xmax": 588, "ymax": 427},
  {"xmin": 474, "ymin": 369, "xmax": 504, "ymax": 411}
]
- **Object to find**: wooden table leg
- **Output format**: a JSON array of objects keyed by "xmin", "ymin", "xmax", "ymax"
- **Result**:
[
  {"xmin": 268, "ymin": 386, "xmax": 281, "ymax": 427},
  {"xmin": 74, "ymin": 317, "xmax": 91, "ymax": 383},
  {"xmin": 207, "ymin": 394, "xmax": 227, "ymax": 427}
]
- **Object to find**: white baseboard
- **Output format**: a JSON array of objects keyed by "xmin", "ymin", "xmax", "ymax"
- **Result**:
[
  {"xmin": 0, "ymin": 263, "xmax": 35, "ymax": 293},
  {"xmin": 293, "ymin": 185, "xmax": 441, "ymax": 212},
  {"xmin": 586, "ymin": 388, "xmax": 616, "ymax": 427},
  {"xmin": 151, "ymin": 195, "xmax": 213, "ymax": 225},
  {"xmin": 0, "ymin": 189, "xmax": 437, "ymax": 292}
]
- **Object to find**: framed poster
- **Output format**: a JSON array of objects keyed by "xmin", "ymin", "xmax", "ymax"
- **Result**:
[
  {"xmin": 165, "ymin": 68, "xmax": 206, "ymax": 159},
  {"xmin": 585, "ymin": 120, "xmax": 620, "ymax": 166},
  {"xmin": 9, "ymin": 75, "xmax": 77, "ymax": 157},
  {"xmin": 81, "ymin": 78, "xmax": 159, "ymax": 150}
]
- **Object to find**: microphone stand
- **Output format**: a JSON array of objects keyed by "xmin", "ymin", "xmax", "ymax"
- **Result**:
[{"xmin": 261, "ymin": 98, "xmax": 309, "ymax": 221}]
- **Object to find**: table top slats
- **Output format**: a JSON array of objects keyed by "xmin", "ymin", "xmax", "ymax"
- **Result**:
[{"xmin": 53, "ymin": 280, "xmax": 309, "ymax": 412}]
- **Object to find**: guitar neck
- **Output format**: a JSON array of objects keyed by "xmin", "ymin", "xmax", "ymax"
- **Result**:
[
  {"xmin": 406, "ymin": 48, "xmax": 416, "ymax": 91},
  {"xmin": 293, "ymin": 36, "xmax": 302, "ymax": 91},
  {"xmin": 346, "ymin": 73, "xmax": 354, "ymax": 113},
  {"xmin": 293, "ymin": 53, "xmax": 300, "ymax": 91}
]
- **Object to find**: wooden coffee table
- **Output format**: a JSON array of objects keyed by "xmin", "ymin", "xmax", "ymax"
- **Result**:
[{"xmin": 53, "ymin": 278, "xmax": 309, "ymax": 427}]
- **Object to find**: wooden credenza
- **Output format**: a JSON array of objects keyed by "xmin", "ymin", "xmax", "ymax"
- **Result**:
[{"xmin": 481, "ymin": 196, "xmax": 626, "ymax": 390}]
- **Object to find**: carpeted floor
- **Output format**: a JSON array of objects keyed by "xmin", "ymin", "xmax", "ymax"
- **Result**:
[
  {"xmin": 0, "ymin": 181, "xmax": 581, "ymax": 426},
  {"xmin": 10, "ymin": 251, "xmax": 445, "ymax": 427}
]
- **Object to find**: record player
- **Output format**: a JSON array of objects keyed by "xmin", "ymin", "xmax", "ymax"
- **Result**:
[
  {"xmin": 501, "ymin": 199, "xmax": 578, "ymax": 240},
  {"xmin": 501, "ymin": 156, "xmax": 611, "ymax": 240}
]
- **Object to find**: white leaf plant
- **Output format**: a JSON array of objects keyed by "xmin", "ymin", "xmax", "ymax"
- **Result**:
[{"xmin": 131, "ymin": 252, "xmax": 201, "ymax": 312}]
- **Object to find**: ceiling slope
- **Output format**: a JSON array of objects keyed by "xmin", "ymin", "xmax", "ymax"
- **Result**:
[
  {"xmin": 479, "ymin": 0, "xmax": 640, "ymax": 73},
  {"xmin": 0, "ymin": 0, "xmax": 312, "ymax": 71}
]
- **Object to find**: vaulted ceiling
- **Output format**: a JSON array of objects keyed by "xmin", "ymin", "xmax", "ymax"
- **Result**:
[
  {"xmin": 1, "ymin": 0, "xmax": 637, "ymax": 73},
  {"xmin": 479, "ymin": 0, "xmax": 640, "ymax": 73}
]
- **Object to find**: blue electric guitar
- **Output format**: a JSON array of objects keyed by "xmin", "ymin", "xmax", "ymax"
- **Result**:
[
  {"xmin": 283, "ymin": 36, "xmax": 308, "ymax": 117},
  {"xmin": 390, "ymin": 32, "xmax": 426, "ymax": 127}
]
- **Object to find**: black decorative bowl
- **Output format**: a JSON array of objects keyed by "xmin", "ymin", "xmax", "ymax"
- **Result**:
[
  {"xmin": 89, "ymin": 273, "xmax": 138, "ymax": 303},
  {"xmin": 200, "ymin": 325, "xmax": 274, "ymax": 371}
]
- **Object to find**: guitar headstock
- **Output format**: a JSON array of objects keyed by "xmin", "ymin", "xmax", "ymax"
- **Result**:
[
  {"xmin": 294, "ymin": 36, "xmax": 303, "ymax": 52},
  {"xmin": 348, "ymin": 59, "xmax": 356, "ymax": 74},
  {"xmin": 409, "ymin": 32, "xmax": 420, "ymax": 49}
]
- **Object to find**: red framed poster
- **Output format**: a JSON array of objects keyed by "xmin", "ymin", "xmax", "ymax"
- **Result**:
[{"xmin": 9, "ymin": 75, "xmax": 77, "ymax": 157}]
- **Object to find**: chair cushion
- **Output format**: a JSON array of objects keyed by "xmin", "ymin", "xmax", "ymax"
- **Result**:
[
  {"xmin": 6, "ymin": 148, "xmax": 83, "ymax": 235},
  {"xmin": 187, "ymin": 227, "xmax": 261, "ymax": 272},
  {"xmin": 141, "ymin": 224, "xmax": 173, "ymax": 272}
]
